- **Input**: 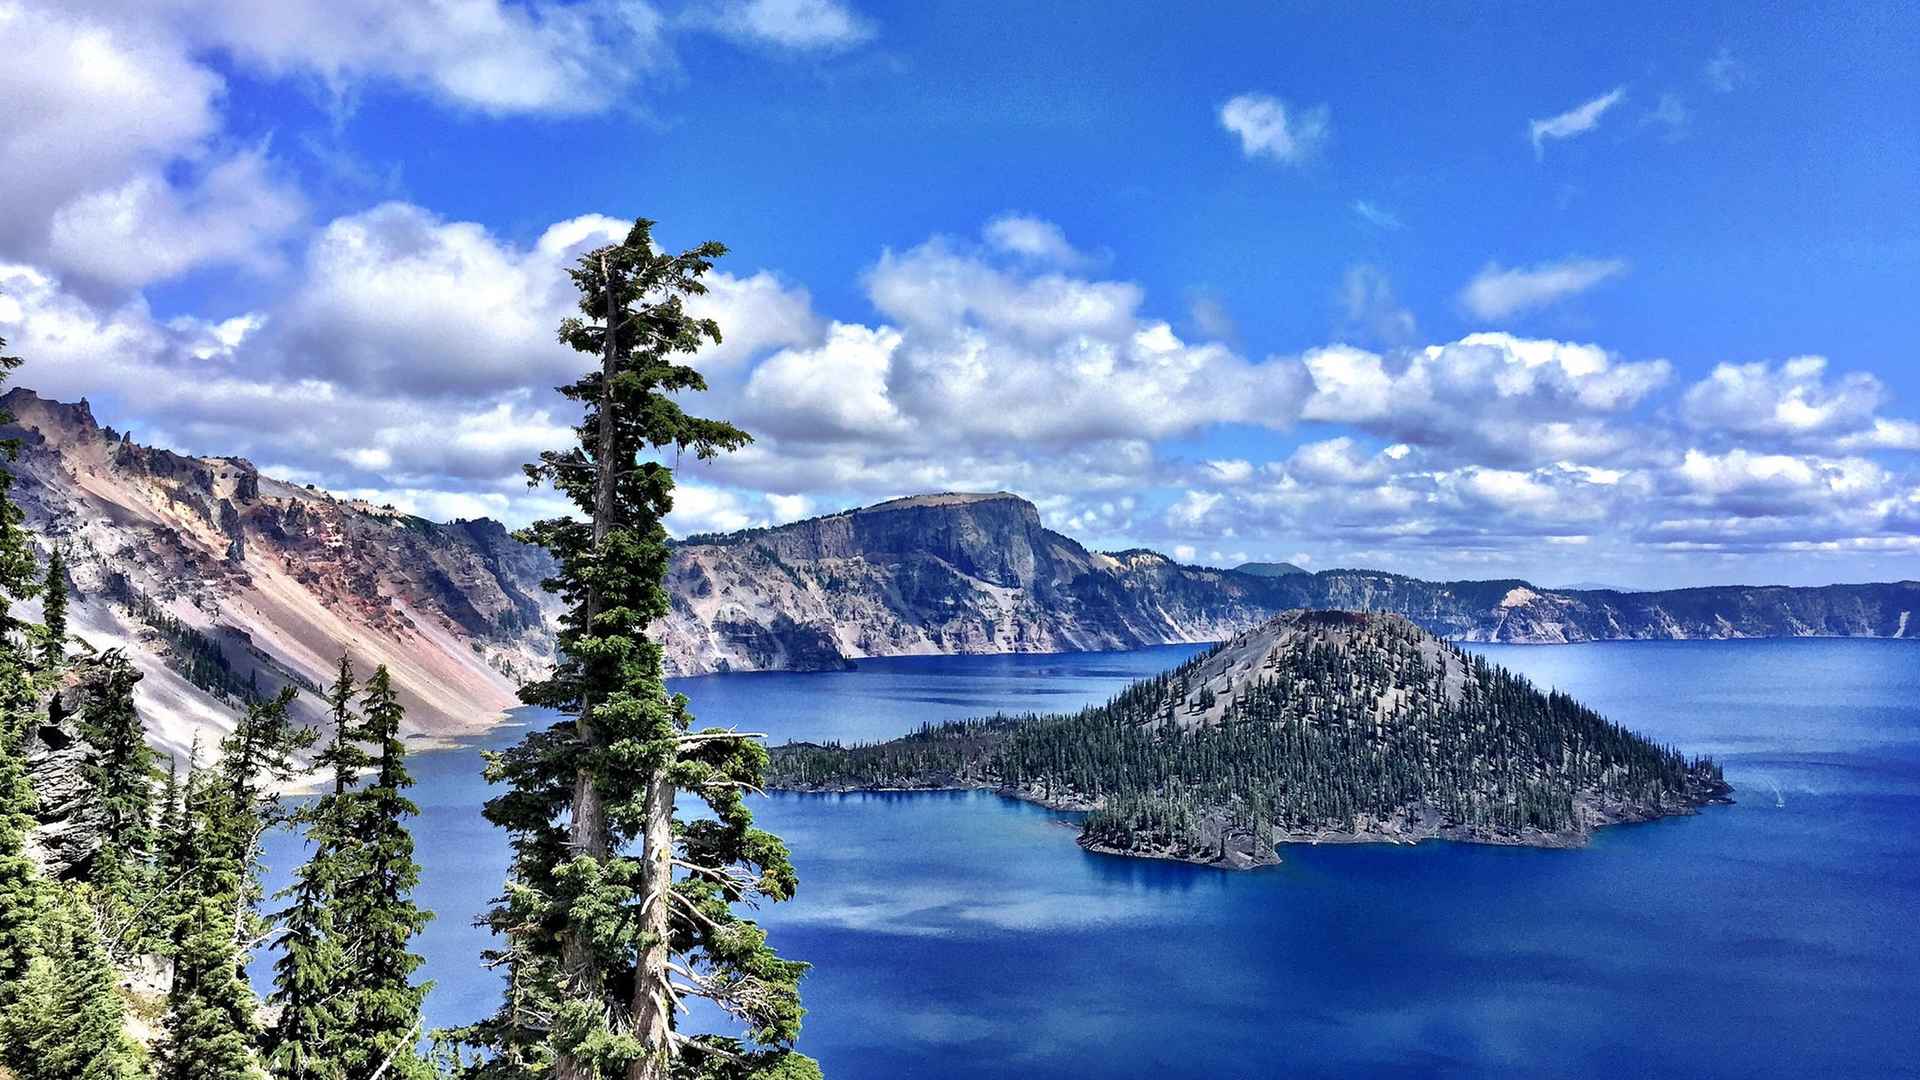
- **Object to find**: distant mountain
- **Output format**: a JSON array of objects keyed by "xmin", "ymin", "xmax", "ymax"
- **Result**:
[
  {"xmin": 9, "ymin": 389, "xmax": 1919, "ymax": 744},
  {"xmin": 1, "ymin": 389, "xmax": 557, "ymax": 754},
  {"xmin": 659, "ymin": 492, "xmax": 1920, "ymax": 675},
  {"xmin": 768, "ymin": 610, "xmax": 1732, "ymax": 867},
  {"xmin": 1232, "ymin": 561, "xmax": 1309, "ymax": 578}
]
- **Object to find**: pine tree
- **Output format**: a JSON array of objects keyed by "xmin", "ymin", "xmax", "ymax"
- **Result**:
[
  {"xmin": 0, "ymin": 702, "xmax": 48, "ymax": 1068},
  {"xmin": 76, "ymin": 649, "xmax": 158, "ymax": 954},
  {"xmin": 265, "ymin": 658, "xmax": 363, "ymax": 1080},
  {"xmin": 0, "ymin": 330, "xmax": 50, "ymax": 1066},
  {"xmin": 37, "ymin": 547, "xmax": 67, "ymax": 674},
  {"xmin": 8, "ymin": 886, "xmax": 146, "ymax": 1080},
  {"xmin": 160, "ymin": 888, "xmax": 267, "ymax": 1080},
  {"xmin": 263, "ymin": 845, "xmax": 349, "ymax": 1080},
  {"xmin": 336, "ymin": 665, "xmax": 431, "ymax": 1080},
  {"xmin": 461, "ymin": 219, "xmax": 816, "ymax": 1080},
  {"xmin": 159, "ymin": 689, "xmax": 313, "ymax": 1080}
]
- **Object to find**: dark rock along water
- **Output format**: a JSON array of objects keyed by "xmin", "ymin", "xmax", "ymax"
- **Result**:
[{"xmin": 261, "ymin": 640, "xmax": 1920, "ymax": 1078}]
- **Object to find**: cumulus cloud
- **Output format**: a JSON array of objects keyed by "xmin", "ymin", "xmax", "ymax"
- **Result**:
[
  {"xmin": 134, "ymin": 0, "xmax": 673, "ymax": 115},
  {"xmin": 688, "ymin": 0, "xmax": 874, "ymax": 51},
  {"xmin": 1528, "ymin": 86, "xmax": 1626, "ymax": 158},
  {"xmin": 1218, "ymin": 93, "xmax": 1330, "ymax": 166},
  {"xmin": 0, "ymin": 2, "xmax": 303, "ymax": 287},
  {"xmin": 1680, "ymin": 357, "xmax": 1920, "ymax": 451},
  {"xmin": 982, "ymin": 214, "xmax": 1089, "ymax": 266},
  {"xmin": 1459, "ymin": 258, "xmax": 1628, "ymax": 320}
]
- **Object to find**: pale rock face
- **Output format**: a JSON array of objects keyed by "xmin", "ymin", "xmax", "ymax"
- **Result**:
[{"xmin": 2, "ymin": 388, "xmax": 560, "ymax": 758}]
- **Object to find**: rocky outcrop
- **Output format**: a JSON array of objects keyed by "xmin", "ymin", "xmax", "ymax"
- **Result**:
[{"xmin": 1, "ymin": 389, "xmax": 560, "ymax": 755}]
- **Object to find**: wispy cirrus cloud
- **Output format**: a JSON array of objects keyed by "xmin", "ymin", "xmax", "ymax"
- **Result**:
[
  {"xmin": 1350, "ymin": 200, "xmax": 1404, "ymax": 230},
  {"xmin": 1528, "ymin": 86, "xmax": 1627, "ymax": 158},
  {"xmin": 1459, "ymin": 258, "xmax": 1628, "ymax": 320}
]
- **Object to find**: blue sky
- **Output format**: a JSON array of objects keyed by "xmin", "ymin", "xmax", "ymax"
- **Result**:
[{"xmin": 4, "ymin": 0, "xmax": 1918, "ymax": 588}]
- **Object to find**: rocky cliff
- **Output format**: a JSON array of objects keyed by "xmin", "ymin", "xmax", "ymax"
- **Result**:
[
  {"xmin": 1, "ymin": 389, "xmax": 558, "ymax": 755},
  {"xmin": 658, "ymin": 492, "xmax": 1920, "ymax": 674}
]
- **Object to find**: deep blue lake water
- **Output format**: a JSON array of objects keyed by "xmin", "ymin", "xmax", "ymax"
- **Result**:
[{"xmin": 262, "ymin": 640, "xmax": 1920, "ymax": 1078}]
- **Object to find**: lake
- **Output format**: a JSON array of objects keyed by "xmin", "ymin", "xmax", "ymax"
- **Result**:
[{"xmin": 261, "ymin": 639, "xmax": 1920, "ymax": 1078}]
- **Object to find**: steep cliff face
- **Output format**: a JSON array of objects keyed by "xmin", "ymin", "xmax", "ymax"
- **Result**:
[
  {"xmin": 657, "ymin": 493, "xmax": 1296, "ymax": 674},
  {"xmin": 657, "ymin": 495, "xmax": 1920, "ymax": 674},
  {"xmin": 1, "ymin": 389, "xmax": 559, "ymax": 755}
]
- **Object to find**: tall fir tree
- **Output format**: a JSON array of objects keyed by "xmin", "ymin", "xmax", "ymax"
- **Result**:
[
  {"xmin": 462, "ymin": 218, "xmax": 815, "ymax": 1080},
  {"xmin": 37, "ymin": 547, "xmax": 67, "ymax": 675},
  {"xmin": 4, "ymin": 885, "xmax": 146, "ymax": 1080},
  {"xmin": 337, "ymin": 665, "xmax": 431, "ymax": 1080},
  {"xmin": 0, "ymin": 328, "xmax": 51, "ymax": 1065},
  {"xmin": 159, "ymin": 689, "xmax": 312, "ymax": 1080},
  {"xmin": 265, "ymin": 657, "xmax": 364, "ymax": 1080},
  {"xmin": 0, "ymin": 687, "xmax": 47, "ymax": 1065},
  {"xmin": 76, "ymin": 649, "xmax": 159, "ymax": 956},
  {"xmin": 0, "ymin": 333, "xmax": 46, "ymax": 745}
]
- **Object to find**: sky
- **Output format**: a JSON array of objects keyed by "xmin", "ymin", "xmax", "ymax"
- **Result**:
[{"xmin": 2, "ymin": 0, "xmax": 1918, "ymax": 589}]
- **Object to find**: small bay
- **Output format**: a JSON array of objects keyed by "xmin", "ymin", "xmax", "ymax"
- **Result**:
[{"xmin": 262, "ymin": 639, "xmax": 1920, "ymax": 1077}]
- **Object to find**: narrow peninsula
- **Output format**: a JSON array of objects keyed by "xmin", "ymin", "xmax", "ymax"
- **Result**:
[{"xmin": 767, "ymin": 610, "xmax": 1732, "ymax": 868}]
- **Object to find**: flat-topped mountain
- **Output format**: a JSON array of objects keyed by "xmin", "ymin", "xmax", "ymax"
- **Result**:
[
  {"xmin": 767, "ymin": 610, "xmax": 1732, "ymax": 867},
  {"xmin": 1232, "ymin": 561, "xmax": 1309, "ymax": 578},
  {"xmin": 0, "ymin": 388, "xmax": 558, "ymax": 754}
]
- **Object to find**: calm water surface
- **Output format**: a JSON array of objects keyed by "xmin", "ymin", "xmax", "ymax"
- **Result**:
[{"xmin": 262, "ymin": 640, "xmax": 1920, "ymax": 1078}]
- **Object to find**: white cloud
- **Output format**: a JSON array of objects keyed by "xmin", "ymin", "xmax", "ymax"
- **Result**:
[
  {"xmin": 46, "ymin": 149, "xmax": 304, "ymax": 289},
  {"xmin": 766, "ymin": 493, "xmax": 813, "ymax": 522},
  {"xmin": 1219, "ymin": 93, "xmax": 1330, "ymax": 166},
  {"xmin": 1643, "ymin": 92, "xmax": 1690, "ymax": 141},
  {"xmin": 1203, "ymin": 459, "xmax": 1254, "ymax": 484},
  {"xmin": 744, "ymin": 322, "xmax": 908, "ymax": 441},
  {"xmin": 982, "ymin": 214, "xmax": 1087, "ymax": 266},
  {"xmin": 1350, "ymin": 200, "xmax": 1404, "ymax": 230},
  {"xmin": 1459, "ymin": 257, "xmax": 1628, "ymax": 319},
  {"xmin": 1528, "ymin": 86, "xmax": 1626, "ymax": 158},
  {"xmin": 688, "ymin": 0, "xmax": 873, "ymax": 51},
  {"xmin": 1681, "ymin": 357, "xmax": 1920, "ymax": 450},
  {"xmin": 1338, "ymin": 265, "xmax": 1416, "ymax": 345},
  {"xmin": 1704, "ymin": 48, "xmax": 1746, "ymax": 93},
  {"xmin": 144, "ymin": 0, "xmax": 672, "ymax": 115}
]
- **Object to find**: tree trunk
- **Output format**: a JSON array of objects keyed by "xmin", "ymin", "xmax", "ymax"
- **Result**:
[
  {"xmin": 629, "ymin": 769, "xmax": 676, "ymax": 1080},
  {"xmin": 554, "ymin": 256, "xmax": 620, "ymax": 1080}
]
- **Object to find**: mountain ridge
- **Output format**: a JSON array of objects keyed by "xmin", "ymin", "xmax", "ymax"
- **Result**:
[{"xmin": 7, "ymin": 388, "xmax": 1917, "ymax": 748}]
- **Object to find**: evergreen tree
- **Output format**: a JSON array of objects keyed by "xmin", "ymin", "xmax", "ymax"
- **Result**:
[
  {"xmin": 7, "ymin": 886, "xmax": 146, "ymax": 1080},
  {"xmin": 461, "ymin": 219, "xmax": 816, "ymax": 1080},
  {"xmin": 38, "ymin": 547, "xmax": 67, "ymax": 674},
  {"xmin": 265, "ymin": 658, "xmax": 362, "ymax": 1080},
  {"xmin": 0, "ymin": 694, "xmax": 47, "ymax": 1061},
  {"xmin": 160, "ymin": 689, "xmax": 312, "ymax": 1080},
  {"xmin": 262, "ymin": 843, "xmax": 349, "ymax": 1080},
  {"xmin": 336, "ymin": 666, "xmax": 431, "ymax": 1080},
  {"xmin": 160, "ymin": 888, "xmax": 266, "ymax": 1080},
  {"xmin": 0, "ymin": 331, "xmax": 51, "ymax": 1067},
  {"xmin": 76, "ymin": 650, "xmax": 158, "ymax": 954}
]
